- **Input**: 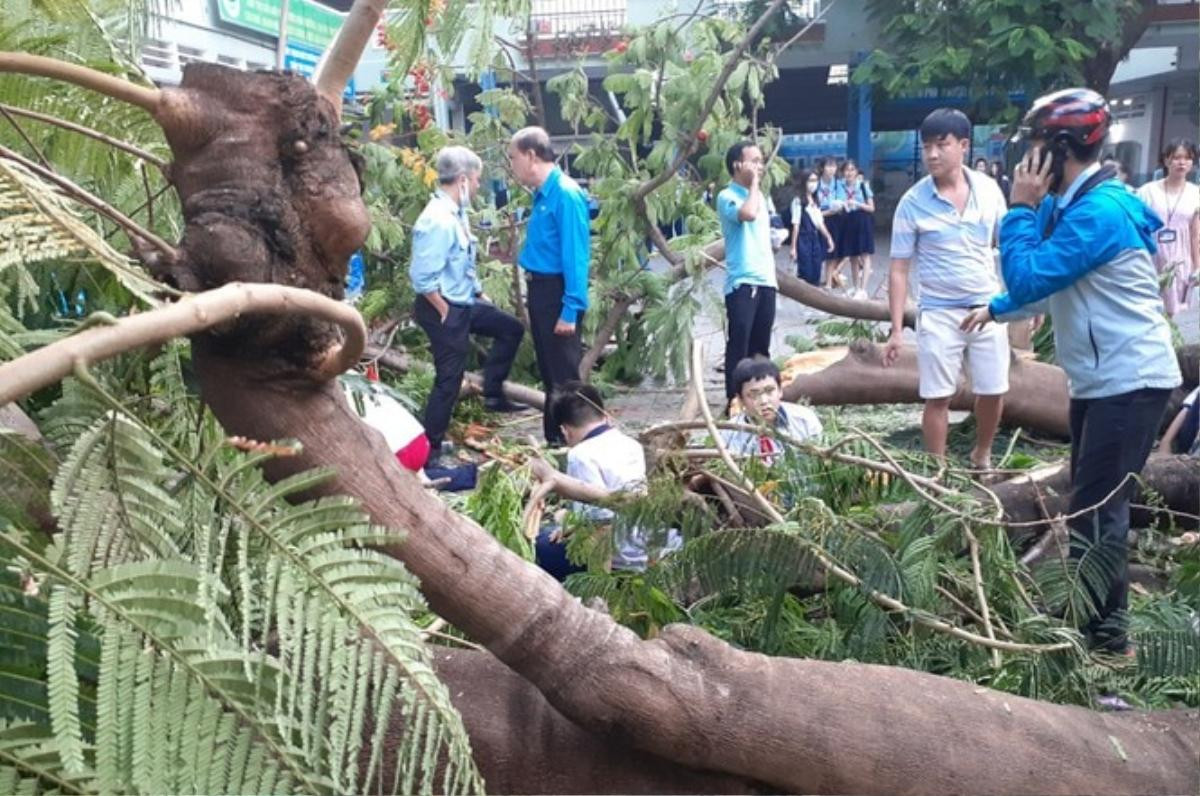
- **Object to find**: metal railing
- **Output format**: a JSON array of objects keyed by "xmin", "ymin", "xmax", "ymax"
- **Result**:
[{"xmin": 529, "ymin": 0, "xmax": 626, "ymax": 39}]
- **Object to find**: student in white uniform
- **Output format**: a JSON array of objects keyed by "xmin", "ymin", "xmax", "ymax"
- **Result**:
[{"xmin": 533, "ymin": 382, "xmax": 681, "ymax": 579}]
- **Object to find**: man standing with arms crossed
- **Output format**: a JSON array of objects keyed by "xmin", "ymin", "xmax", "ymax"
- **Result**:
[
  {"xmin": 883, "ymin": 109, "xmax": 1010, "ymax": 471},
  {"xmin": 718, "ymin": 140, "xmax": 778, "ymax": 406},
  {"xmin": 507, "ymin": 127, "xmax": 592, "ymax": 446}
]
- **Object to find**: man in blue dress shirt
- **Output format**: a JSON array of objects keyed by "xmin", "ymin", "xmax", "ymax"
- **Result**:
[
  {"xmin": 718, "ymin": 141, "xmax": 778, "ymax": 403},
  {"xmin": 411, "ymin": 146, "xmax": 525, "ymax": 463},
  {"xmin": 508, "ymin": 126, "xmax": 592, "ymax": 445}
]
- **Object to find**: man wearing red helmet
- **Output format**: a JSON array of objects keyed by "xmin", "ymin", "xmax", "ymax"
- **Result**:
[{"xmin": 962, "ymin": 88, "xmax": 1182, "ymax": 655}]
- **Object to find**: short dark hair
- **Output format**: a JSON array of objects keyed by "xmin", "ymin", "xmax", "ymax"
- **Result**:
[
  {"xmin": 731, "ymin": 356, "xmax": 780, "ymax": 397},
  {"xmin": 815, "ymin": 155, "xmax": 838, "ymax": 173},
  {"xmin": 511, "ymin": 126, "xmax": 556, "ymax": 162},
  {"xmin": 550, "ymin": 380, "xmax": 606, "ymax": 429},
  {"xmin": 1161, "ymin": 138, "xmax": 1198, "ymax": 167},
  {"xmin": 725, "ymin": 141, "xmax": 759, "ymax": 176},
  {"xmin": 920, "ymin": 108, "xmax": 972, "ymax": 143}
]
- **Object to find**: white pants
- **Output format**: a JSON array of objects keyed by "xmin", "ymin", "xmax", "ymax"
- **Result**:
[{"xmin": 916, "ymin": 308, "xmax": 1010, "ymax": 400}]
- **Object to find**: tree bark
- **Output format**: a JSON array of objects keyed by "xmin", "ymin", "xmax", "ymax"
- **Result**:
[
  {"xmin": 193, "ymin": 350, "xmax": 1199, "ymax": 796},
  {"xmin": 782, "ymin": 340, "xmax": 1070, "ymax": 437},
  {"xmin": 428, "ymin": 649, "xmax": 762, "ymax": 795},
  {"xmin": 984, "ymin": 454, "xmax": 1200, "ymax": 537},
  {"xmin": 1082, "ymin": 0, "xmax": 1156, "ymax": 94}
]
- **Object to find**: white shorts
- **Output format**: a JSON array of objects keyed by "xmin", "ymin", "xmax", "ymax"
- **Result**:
[{"xmin": 916, "ymin": 308, "xmax": 1010, "ymax": 400}]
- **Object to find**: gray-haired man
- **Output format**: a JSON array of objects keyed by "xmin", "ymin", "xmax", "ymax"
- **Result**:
[{"xmin": 411, "ymin": 146, "xmax": 525, "ymax": 462}]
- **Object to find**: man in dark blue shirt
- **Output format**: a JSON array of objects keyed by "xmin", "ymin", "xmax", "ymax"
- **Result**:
[{"xmin": 508, "ymin": 126, "xmax": 592, "ymax": 445}]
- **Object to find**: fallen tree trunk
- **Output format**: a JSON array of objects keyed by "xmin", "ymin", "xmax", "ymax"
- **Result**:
[
  {"xmin": 428, "ymin": 648, "xmax": 761, "ymax": 794},
  {"xmin": 15, "ymin": 31, "xmax": 1193, "ymax": 793},
  {"xmin": 985, "ymin": 453, "xmax": 1200, "ymax": 536},
  {"xmin": 365, "ymin": 344, "xmax": 546, "ymax": 409},
  {"xmin": 195, "ymin": 349, "xmax": 1199, "ymax": 796},
  {"xmin": 783, "ymin": 339, "xmax": 1071, "ymax": 437}
]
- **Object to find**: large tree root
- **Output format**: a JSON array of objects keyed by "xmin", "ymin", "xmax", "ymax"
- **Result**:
[
  {"xmin": 783, "ymin": 339, "xmax": 1071, "ymax": 437},
  {"xmin": 194, "ymin": 350, "xmax": 1199, "ymax": 796}
]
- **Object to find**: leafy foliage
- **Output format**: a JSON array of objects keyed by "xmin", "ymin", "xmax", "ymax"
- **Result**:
[
  {"xmin": 853, "ymin": 0, "xmax": 1149, "ymax": 122},
  {"xmin": 1, "ymin": 358, "xmax": 484, "ymax": 794}
]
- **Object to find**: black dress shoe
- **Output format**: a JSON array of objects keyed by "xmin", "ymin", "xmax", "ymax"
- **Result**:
[{"xmin": 483, "ymin": 396, "xmax": 527, "ymax": 413}]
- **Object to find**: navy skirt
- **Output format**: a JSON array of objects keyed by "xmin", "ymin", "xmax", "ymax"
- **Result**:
[
  {"xmin": 838, "ymin": 209, "xmax": 875, "ymax": 257},
  {"xmin": 823, "ymin": 212, "xmax": 845, "ymax": 260}
]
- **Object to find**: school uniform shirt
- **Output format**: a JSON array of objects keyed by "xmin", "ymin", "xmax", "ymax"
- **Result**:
[
  {"xmin": 566, "ymin": 425, "xmax": 681, "ymax": 571},
  {"xmin": 891, "ymin": 168, "xmax": 1007, "ymax": 310},
  {"xmin": 718, "ymin": 182, "xmax": 777, "ymax": 295},
  {"xmin": 720, "ymin": 402, "xmax": 823, "ymax": 465},
  {"xmin": 409, "ymin": 191, "xmax": 480, "ymax": 305},
  {"xmin": 518, "ymin": 166, "xmax": 592, "ymax": 324}
]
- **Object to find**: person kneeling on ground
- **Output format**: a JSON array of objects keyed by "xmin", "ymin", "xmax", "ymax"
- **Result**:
[
  {"xmin": 532, "ymin": 381, "xmax": 682, "ymax": 581},
  {"xmin": 721, "ymin": 356, "xmax": 823, "ymax": 465}
]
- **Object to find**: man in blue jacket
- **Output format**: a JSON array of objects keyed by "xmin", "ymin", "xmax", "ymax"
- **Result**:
[
  {"xmin": 962, "ymin": 89, "xmax": 1182, "ymax": 654},
  {"xmin": 508, "ymin": 127, "xmax": 592, "ymax": 446}
]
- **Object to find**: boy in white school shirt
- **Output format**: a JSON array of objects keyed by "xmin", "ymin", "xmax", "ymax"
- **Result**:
[{"xmin": 532, "ymin": 381, "xmax": 681, "ymax": 579}]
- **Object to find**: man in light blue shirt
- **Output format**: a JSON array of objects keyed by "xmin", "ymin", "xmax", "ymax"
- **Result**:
[
  {"xmin": 508, "ymin": 126, "xmax": 592, "ymax": 445},
  {"xmin": 411, "ymin": 146, "xmax": 525, "ymax": 461},
  {"xmin": 883, "ymin": 109, "xmax": 1010, "ymax": 471},
  {"xmin": 718, "ymin": 140, "xmax": 778, "ymax": 402}
]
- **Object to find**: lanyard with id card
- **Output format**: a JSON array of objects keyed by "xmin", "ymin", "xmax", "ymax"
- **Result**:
[{"xmin": 1158, "ymin": 228, "xmax": 1178, "ymax": 245}]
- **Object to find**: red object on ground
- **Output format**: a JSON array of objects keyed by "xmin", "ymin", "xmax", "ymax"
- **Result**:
[{"xmin": 396, "ymin": 433, "xmax": 431, "ymax": 471}]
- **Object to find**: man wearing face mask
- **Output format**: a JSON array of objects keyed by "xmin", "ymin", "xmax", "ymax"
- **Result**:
[
  {"xmin": 961, "ymin": 88, "xmax": 1181, "ymax": 655},
  {"xmin": 411, "ymin": 146, "xmax": 526, "ymax": 465}
]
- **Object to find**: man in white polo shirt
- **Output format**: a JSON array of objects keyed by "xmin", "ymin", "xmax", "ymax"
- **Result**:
[{"xmin": 883, "ymin": 108, "xmax": 1009, "ymax": 469}]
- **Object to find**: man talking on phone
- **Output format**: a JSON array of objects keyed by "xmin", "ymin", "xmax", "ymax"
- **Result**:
[
  {"xmin": 960, "ymin": 89, "xmax": 1181, "ymax": 656},
  {"xmin": 718, "ymin": 141, "xmax": 777, "ymax": 405}
]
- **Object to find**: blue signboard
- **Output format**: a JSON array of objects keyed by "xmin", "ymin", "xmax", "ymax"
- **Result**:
[{"xmin": 283, "ymin": 41, "xmax": 355, "ymax": 100}]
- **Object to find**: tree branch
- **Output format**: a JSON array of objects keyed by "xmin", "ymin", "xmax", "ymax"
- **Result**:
[
  {"xmin": 0, "ymin": 52, "xmax": 160, "ymax": 113},
  {"xmin": 631, "ymin": 0, "xmax": 787, "ymax": 205},
  {"xmin": 0, "ymin": 143, "xmax": 177, "ymax": 261},
  {"xmin": 0, "ymin": 103, "xmax": 168, "ymax": 171},
  {"xmin": 766, "ymin": 0, "xmax": 839, "ymax": 62},
  {"xmin": 0, "ymin": 283, "xmax": 365, "ymax": 406},
  {"xmin": 313, "ymin": 0, "xmax": 388, "ymax": 111},
  {"xmin": 0, "ymin": 104, "xmax": 49, "ymax": 166}
]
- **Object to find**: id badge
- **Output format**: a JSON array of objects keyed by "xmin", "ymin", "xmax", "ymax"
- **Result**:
[{"xmin": 1157, "ymin": 229, "xmax": 1178, "ymax": 244}]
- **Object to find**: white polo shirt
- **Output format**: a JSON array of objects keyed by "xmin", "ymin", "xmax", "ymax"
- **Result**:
[{"xmin": 892, "ymin": 169, "xmax": 1008, "ymax": 310}]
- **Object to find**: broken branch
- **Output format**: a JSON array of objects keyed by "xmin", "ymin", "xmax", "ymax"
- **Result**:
[{"xmin": 0, "ymin": 283, "xmax": 365, "ymax": 405}]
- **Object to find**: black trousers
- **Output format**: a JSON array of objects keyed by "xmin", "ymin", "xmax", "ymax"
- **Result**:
[
  {"xmin": 526, "ymin": 274, "xmax": 583, "ymax": 445},
  {"xmin": 724, "ymin": 284, "xmax": 776, "ymax": 399},
  {"xmin": 1066, "ymin": 387, "xmax": 1171, "ymax": 651},
  {"xmin": 415, "ymin": 296, "xmax": 524, "ymax": 449}
]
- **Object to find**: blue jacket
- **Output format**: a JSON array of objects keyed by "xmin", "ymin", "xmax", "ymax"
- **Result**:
[
  {"xmin": 989, "ymin": 177, "xmax": 1181, "ymax": 399},
  {"xmin": 518, "ymin": 167, "xmax": 591, "ymax": 324}
]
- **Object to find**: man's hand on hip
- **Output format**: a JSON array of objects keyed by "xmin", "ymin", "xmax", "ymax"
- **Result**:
[
  {"xmin": 553, "ymin": 320, "xmax": 576, "ymax": 336},
  {"xmin": 959, "ymin": 306, "xmax": 994, "ymax": 333}
]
